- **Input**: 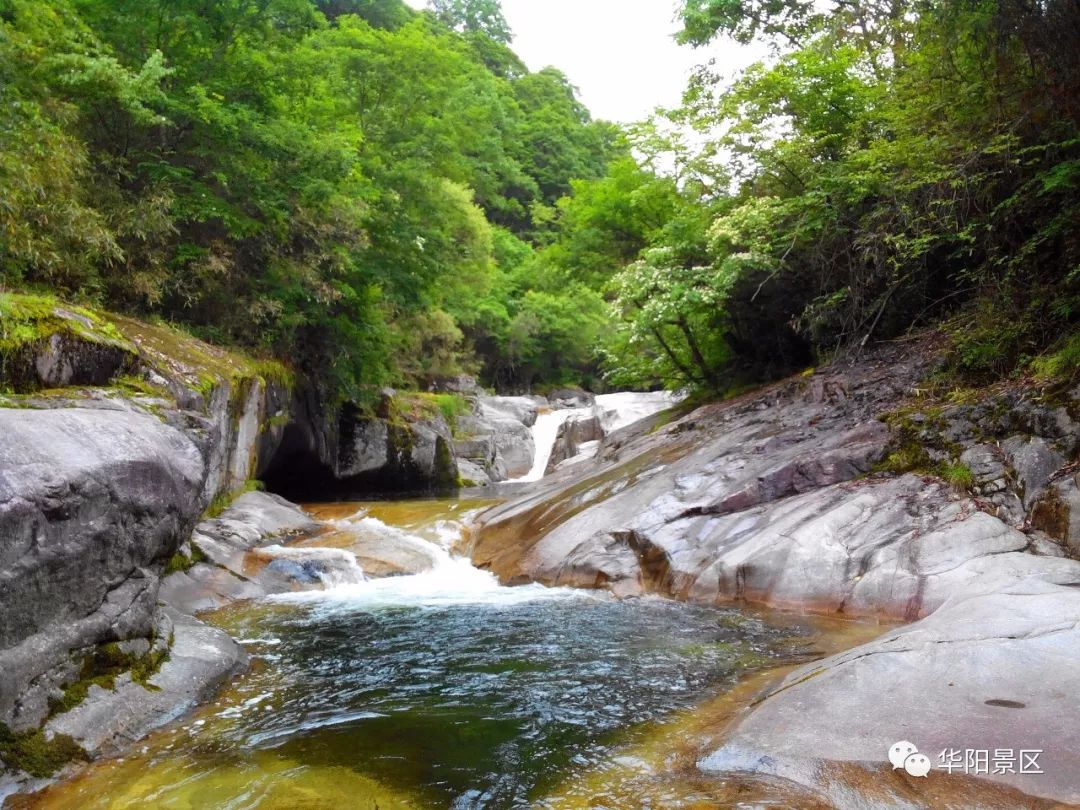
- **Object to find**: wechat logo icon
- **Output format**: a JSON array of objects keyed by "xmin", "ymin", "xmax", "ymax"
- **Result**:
[{"xmin": 889, "ymin": 740, "xmax": 931, "ymax": 777}]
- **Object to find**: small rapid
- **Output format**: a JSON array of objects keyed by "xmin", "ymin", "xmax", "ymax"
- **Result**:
[
  {"xmin": 253, "ymin": 544, "xmax": 367, "ymax": 587},
  {"xmin": 273, "ymin": 511, "xmax": 583, "ymax": 610},
  {"xmin": 511, "ymin": 407, "xmax": 591, "ymax": 482}
]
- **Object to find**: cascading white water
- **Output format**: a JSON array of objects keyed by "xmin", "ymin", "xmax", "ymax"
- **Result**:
[
  {"xmin": 269, "ymin": 512, "xmax": 587, "ymax": 609},
  {"xmin": 594, "ymin": 390, "xmax": 681, "ymax": 433},
  {"xmin": 512, "ymin": 391, "xmax": 683, "ymax": 483},
  {"xmin": 511, "ymin": 406, "xmax": 593, "ymax": 483}
]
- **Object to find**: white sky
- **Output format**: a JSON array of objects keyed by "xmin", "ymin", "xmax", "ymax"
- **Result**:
[{"xmin": 405, "ymin": 1, "xmax": 768, "ymax": 124}]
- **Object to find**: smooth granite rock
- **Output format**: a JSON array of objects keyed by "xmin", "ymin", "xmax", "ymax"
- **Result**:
[
  {"xmin": 453, "ymin": 396, "xmax": 538, "ymax": 484},
  {"xmin": 470, "ymin": 340, "xmax": 1080, "ymax": 806},
  {"xmin": 701, "ymin": 581, "xmax": 1080, "ymax": 806},
  {"xmin": 0, "ymin": 408, "xmax": 204, "ymax": 731},
  {"xmin": 45, "ymin": 609, "xmax": 248, "ymax": 758}
]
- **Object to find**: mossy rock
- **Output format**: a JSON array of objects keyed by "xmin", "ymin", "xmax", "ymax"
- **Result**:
[
  {"xmin": 0, "ymin": 293, "xmax": 138, "ymax": 393},
  {"xmin": 109, "ymin": 314, "xmax": 292, "ymax": 404},
  {"xmin": 0, "ymin": 292, "xmax": 292, "ymax": 410},
  {"xmin": 1031, "ymin": 486, "xmax": 1071, "ymax": 541},
  {"xmin": 0, "ymin": 724, "xmax": 88, "ymax": 778}
]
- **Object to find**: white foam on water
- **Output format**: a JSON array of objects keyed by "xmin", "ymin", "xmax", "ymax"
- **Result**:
[
  {"xmin": 268, "ymin": 512, "xmax": 594, "ymax": 610},
  {"xmin": 255, "ymin": 544, "xmax": 367, "ymax": 587},
  {"xmin": 271, "ymin": 552, "xmax": 590, "ymax": 610},
  {"xmin": 513, "ymin": 391, "xmax": 683, "ymax": 483},
  {"xmin": 594, "ymin": 391, "xmax": 682, "ymax": 433}
]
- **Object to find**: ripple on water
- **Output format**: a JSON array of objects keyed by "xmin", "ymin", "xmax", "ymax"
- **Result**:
[{"xmin": 18, "ymin": 501, "xmax": 819, "ymax": 810}]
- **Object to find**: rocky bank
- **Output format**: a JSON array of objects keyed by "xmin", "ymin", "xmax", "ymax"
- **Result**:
[
  {"xmin": 470, "ymin": 338, "xmax": 1080, "ymax": 807},
  {"xmin": 0, "ymin": 297, "xmax": 538, "ymax": 795},
  {"xmin": 7, "ymin": 296, "xmax": 1080, "ymax": 808}
]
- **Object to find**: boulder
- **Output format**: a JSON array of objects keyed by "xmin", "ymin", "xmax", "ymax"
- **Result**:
[
  {"xmin": 1002, "ymin": 434, "xmax": 1066, "ymax": 510},
  {"xmin": 45, "ymin": 609, "xmax": 247, "ymax": 759},
  {"xmin": 424, "ymin": 375, "xmax": 481, "ymax": 395},
  {"xmin": 0, "ymin": 304, "xmax": 139, "ymax": 393},
  {"xmin": 0, "ymin": 408, "xmax": 204, "ymax": 731},
  {"xmin": 457, "ymin": 458, "xmax": 491, "ymax": 488},
  {"xmin": 341, "ymin": 520, "xmax": 442, "ymax": 577},
  {"xmin": 546, "ymin": 410, "xmax": 605, "ymax": 473},
  {"xmin": 479, "ymin": 395, "xmax": 540, "ymax": 428},
  {"xmin": 158, "ymin": 491, "xmax": 323, "ymax": 614},
  {"xmin": 451, "ymin": 397, "xmax": 538, "ymax": 483},
  {"xmin": 959, "ymin": 443, "xmax": 1008, "ymax": 494},
  {"xmin": 546, "ymin": 388, "xmax": 595, "ymax": 408},
  {"xmin": 1031, "ymin": 476, "xmax": 1080, "ymax": 557}
]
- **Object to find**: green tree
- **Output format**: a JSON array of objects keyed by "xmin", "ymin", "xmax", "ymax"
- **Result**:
[{"xmin": 430, "ymin": 0, "xmax": 512, "ymax": 44}]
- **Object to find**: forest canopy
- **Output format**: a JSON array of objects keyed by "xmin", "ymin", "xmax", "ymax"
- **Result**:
[{"xmin": 2, "ymin": 0, "xmax": 1079, "ymax": 398}]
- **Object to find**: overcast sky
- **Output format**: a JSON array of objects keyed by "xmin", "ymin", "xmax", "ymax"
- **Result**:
[{"xmin": 405, "ymin": 1, "xmax": 767, "ymax": 124}]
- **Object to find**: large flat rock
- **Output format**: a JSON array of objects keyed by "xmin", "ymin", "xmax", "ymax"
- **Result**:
[
  {"xmin": 470, "ymin": 342, "xmax": 1080, "ymax": 805},
  {"xmin": 702, "ymin": 580, "xmax": 1080, "ymax": 806}
]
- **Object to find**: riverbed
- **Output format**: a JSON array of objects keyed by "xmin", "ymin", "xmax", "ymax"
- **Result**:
[{"xmin": 15, "ymin": 499, "xmax": 881, "ymax": 809}]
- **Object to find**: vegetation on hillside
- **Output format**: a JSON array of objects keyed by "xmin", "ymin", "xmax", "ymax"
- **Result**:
[
  {"xmin": 2, "ymin": 0, "xmax": 1078, "ymax": 399},
  {"xmin": 0, "ymin": 0, "xmax": 615, "ymax": 397},
  {"xmin": 605, "ymin": 0, "xmax": 1080, "ymax": 392}
]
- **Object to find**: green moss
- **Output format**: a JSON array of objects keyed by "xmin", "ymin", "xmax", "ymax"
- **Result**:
[
  {"xmin": 162, "ymin": 541, "xmax": 209, "ymax": 576},
  {"xmin": 944, "ymin": 387, "xmax": 983, "ymax": 406},
  {"xmin": 0, "ymin": 724, "xmax": 88, "ymax": 777},
  {"xmin": 49, "ymin": 674, "xmax": 116, "ymax": 716},
  {"xmin": 130, "ymin": 647, "xmax": 169, "ymax": 689},
  {"xmin": 204, "ymin": 480, "xmax": 264, "ymax": 519},
  {"xmin": 45, "ymin": 634, "xmax": 173, "ymax": 721},
  {"xmin": 941, "ymin": 462, "xmax": 975, "ymax": 493},
  {"xmin": 107, "ymin": 314, "xmax": 293, "ymax": 403},
  {"xmin": 0, "ymin": 292, "xmax": 138, "ymax": 392},
  {"xmin": 1030, "ymin": 331, "xmax": 1080, "ymax": 386},
  {"xmin": 874, "ymin": 440, "xmax": 934, "ymax": 475},
  {"xmin": 431, "ymin": 393, "xmax": 469, "ymax": 430},
  {"xmin": 262, "ymin": 412, "xmax": 292, "ymax": 433},
  {"xmin": 0, "ymin": 292, "xmax": 126, "ymax": 351},
  {"xmin": 433, "ymin": 435, "xmax": 459, "ymax": 491},
  {"xmin": 111, "ymin": 374, "xmax": 169, "ymax": 399}
]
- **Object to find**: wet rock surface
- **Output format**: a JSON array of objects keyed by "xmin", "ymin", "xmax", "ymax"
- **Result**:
[
  {"xmin": 0, "ymin": 315, "xmax": 300, "ymax": 789},
  {"xmin": 158, "ymin": 491, "xmax": 323, "ymax": 614},
  {"xmin": 453, "ymin": 395, "xmax": 539, "ymax": 484},
  {"xmin": 44, "ymin": 609, "xmax": 248, "ymax": 760},
  {"xmin": 471, "ymin": 339, "xmax": 1080, "ymax": 804},
  {"xmin": 546, "ymin": 410, "xmax": 605, "ymax": 473},
  {"xmin": 703, "ymin": 580, "xmax": 1080, "ymax": 806}
]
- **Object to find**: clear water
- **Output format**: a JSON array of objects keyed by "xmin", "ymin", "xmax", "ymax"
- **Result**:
[{"xmin": 20, "ymin": 500, "xmax": 817, "ymax": 810}]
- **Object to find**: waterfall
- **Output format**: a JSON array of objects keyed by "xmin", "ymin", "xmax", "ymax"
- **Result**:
[
  {"xmin": 511, "ymin": 406, "xmax": 593, "ymax": 483},
  {"xmin": 512, "ymin": 391, "xmax": 682, "ymax": 483}
]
